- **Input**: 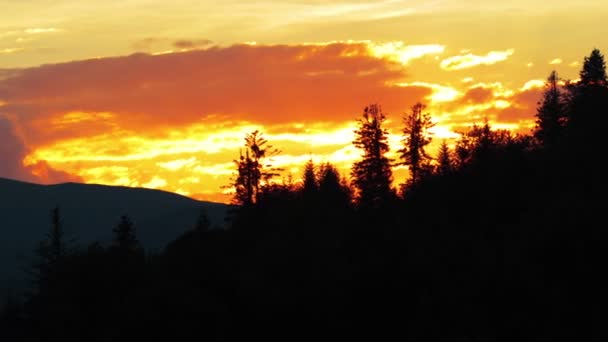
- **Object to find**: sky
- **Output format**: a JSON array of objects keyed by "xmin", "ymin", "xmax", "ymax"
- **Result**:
[{"xmin": 1, "ymin": 0, "xmax": 607, "ymax": 202}]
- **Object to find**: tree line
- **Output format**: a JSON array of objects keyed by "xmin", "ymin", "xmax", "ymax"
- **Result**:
[{"xmin": 1, "ymin": 48, "xmax": 607, "ymax": 341}]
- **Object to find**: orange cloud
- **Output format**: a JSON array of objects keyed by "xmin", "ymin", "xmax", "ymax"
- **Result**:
[
  {"xmin": 0, "ymin": 42, "xmax": 433, "ymax": 147},
  {"xmin": 0, "ymin": 41, "xmax": 545, "ymax": 202}
]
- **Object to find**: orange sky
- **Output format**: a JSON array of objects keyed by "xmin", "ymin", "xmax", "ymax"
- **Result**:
[{"xmin": 1, "ymin": 1, "xmax": 606, "ymax": 203}]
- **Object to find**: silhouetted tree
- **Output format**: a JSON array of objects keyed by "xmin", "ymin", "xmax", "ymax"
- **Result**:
[
  {"xmin": 455, "ymin": 131, "xmax": 473, "ymax": 168},
  {"xmin": 454, "ymin": 119, "xmax": 515, "ymax": 168},
  {"xmin": 580, "ymin": 48, "xmax": 607, "ymax": 85},
  {"xmin": 319, "ymin": 162, "xmax": 352, "ymax": 207},
  {"xmin": 566, "ymin": 48, "xmax": 608, "ymax": 151},
  {"xmin": 436, "ymin": 140, "xmax": 453, "ymax": 175},
  {"xmin": 399, "ymin": 102, "xmax": 435, "ymax": 186},
  {"xmin": 351, "ymin": 104, "xmax": 394, "ymax": 209},
  {"xmin": 47, "ymin": 207, "xmax": 65, "ymax": 263},
  {"xmin": 301, "ymin": 159, "xmax": 318, "ymax": 197},
  {"xmin": 232, "ymin": 130, "xmax": 280, "ymax": 206},
  {"xmin": 194, "ymin": 208, "xmax": 212, "ymax": 232},
  {"xmin": 112, "ymin": 215, "xmax": 138, "ymax": 253},
  {"xmin": 534, "ymin": 71, "xmax": 565, "ymax": 148},
  {"xmin": 33, "ymin": 207, "xmax": 68, "ymax": 290}
]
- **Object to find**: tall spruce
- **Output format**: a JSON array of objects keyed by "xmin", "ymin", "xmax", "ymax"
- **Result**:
[
  {"xmin": 351, "ymin": 104, "xmax": 394, "ymax": 209},
  {"xmin": 567, "ymin": 49, "xmax": 608, "ymax": 150},
  {"xmin": 436, "ymin": 141, "xmax": 453, "ymax": 176},
  {"xmin": 112, "ymin": 215, "xmax": 138, "ymax": 253},
  {"xmin": 580, "ymin": 48, "xmax": 607, "ymax": 85},
  {"xmin": 534, "ymin": 71, "xmax": 564, "ymax": 148},
  {"xmin": 301, "ymin": 159, "xmax": 318, "ymax": 197},
  {"xmin": 399, "ymin": 102, "xmax": 435, "ymax": 186},
  {"xmin": 34, "ymin": 207, "xmax": 68, "ymax": 290},
  {"xmin": 47, "ymin": 207, "xmax": 65, "ymax": 263}
]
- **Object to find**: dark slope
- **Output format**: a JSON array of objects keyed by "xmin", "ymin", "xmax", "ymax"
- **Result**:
[{"xmin": 0, "ymin": 177, "xmax": 229, "ymax": 291}]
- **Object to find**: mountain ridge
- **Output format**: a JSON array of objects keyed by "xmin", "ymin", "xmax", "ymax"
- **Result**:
[{"xmin": 0, "ymin": 177, "xmax": 230, "ymax": 293}]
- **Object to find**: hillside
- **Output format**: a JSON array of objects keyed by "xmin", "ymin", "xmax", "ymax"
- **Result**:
[{"xmin": 0, "ymin": 177, "xmax": 229, "ymax": 292}]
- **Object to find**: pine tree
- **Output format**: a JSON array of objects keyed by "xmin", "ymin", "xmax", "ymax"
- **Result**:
[
  {"xmin": 194, "ymin": 208, "xmax": 212, "ymax": 232},
  {"xmin": 567, "ymin": 49, "xmax": 608, "ymax": 150},
  {"xmin": 350, "ymin": 104, "xmax": 394, "ymax": 209},
  {"xmin": 436, "ymin": 140, "xmax": 453, "ymax": 176},
  {"xmin": 318, "ymin": 162, "xmax": 351, "ymax": 207},
  {"xmin": 232, "ymin": 130, "xmax": 280, "ymax": 206},
  {"xmin": 112, "ymin": 215, "xmax": 138, "ymax": 253},
  {"xmin": 534, "ymin": 70, "xmax": 564, "ymax": 148},
  {"xmin": 301, "ymin": 159, "xmax": 318, "ymax": 196},
  {"xmin": 47, "ymin": 207, "xmax": 65, "ymax": 263},
  {"xmin": 399, "ymin": 102, "xmax": 435, "ymax": 186},
  {"xmin": 580, "ymin": 48, "xmax": 607, "ymax": 85},
  {"xmin": 34, "ymin": 206, "xmax": 68, "ymax": 290}
]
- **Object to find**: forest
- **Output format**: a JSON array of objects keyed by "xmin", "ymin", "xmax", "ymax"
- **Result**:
[{"xmin": 1, "ymin": 48, "xmax": 607, "ymax": 341}]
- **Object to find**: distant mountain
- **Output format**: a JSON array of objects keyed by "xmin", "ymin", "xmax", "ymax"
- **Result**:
[{"xmin": 0, "ymin": 177, "xmax": 229, "ymax": 293}]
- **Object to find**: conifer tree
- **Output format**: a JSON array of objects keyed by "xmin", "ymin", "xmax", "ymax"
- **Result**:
[
  {"xmin": 567, "ymin": 49, "xmax": 608, "ymax": 149},
  {"xmin": 319, "ymin": 162, "xmax": 351, "ymax": 207},
  {"xmin": 580, "ymin": 48, "xmax": 607, "ymax": 85},
  {"xmin": 112, "ymin": 215, "xmax": 138, "ymax": 253},
  {"xmin": 194, "ymin": 208, "xmax": 212, "ymax": 232},
  {"xmin": 350, "ymin": 104, "xmax": 394, "ymax": 209},
  {"xmin": 436, "ymin": 140, "xmax": 453, "ymax": 176},
  {"xmin": 232, "ymin": 130, "xmax": 280, "ymax": 206},
  {"xmin": 47, "ymin": 207, "xmax": 65, "ymax": 264},
  {"xmin": 534, "ymin": 71, "xmax": 564, "ymax": 148},
  {"xmin": 34, "ymin": 206, "xmax": 68, "ymax": 290},
  {"xmin": 301, "ymin": 159, "xmax": 318, "ymax": 196},
  {"xmin": 399, "ymin": 102, "xmax": 434, "ymax": 186}
]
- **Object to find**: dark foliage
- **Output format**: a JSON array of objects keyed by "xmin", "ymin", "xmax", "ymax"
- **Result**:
[{"xmin": 351, "ymin": 103, "xmax": 395, "ymax": 210}]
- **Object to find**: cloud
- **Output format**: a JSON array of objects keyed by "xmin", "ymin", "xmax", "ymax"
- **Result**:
[
  {"xmin": 440, "ymin": 49, "xmax": 514, "ymax": 70},
  {"xmin": 0, "ymin": 28, "xmax": 60, "ymax": 39},
  {"xmin": 367, "ymin": 42, "xmax": 445, "ymax": 64},
  {"xmin": 132, "ymin": 37, "xmax": 213, "ymax": 52},
  {"xmin": 520, "ymin": 79, "xmax": 545, "ymax": 91},
  {"xmin": 459, "ymin": 86, "xmax": 494, "ymax": 104},
  {"xmin": 0, "ymin": 41, "xmax": 440, "ymax": 200},
  {"xmin": 0, "ymin": 48, "xmax": 24, "ymax": 54},
  {"xmin": 0, "ymin": 116, "xmax": 29, "ymax": 180},
  {"xmin": 549, "ymin": 58, "xmax": 562, "ymax": 65},
  {"xmin": 131, "ymin": 37, "xmax": 167, "ymax": 51},
  {"xmin": 173, "ymin": 39, "xmax": 213, "ymax": 49},
  {"xmin": 396, "ymin": 82, "xmax": 460, "ymax": 102},
  {"xmin": 24, "ymin": 28, "xmax": 61, "ymax": 34},
  {"xmin": 0, "ymin": 42, "xmax": 432, "ymax": 147},
  {"xmin": 0, "ymin": 40, "xmax": 545, "ymax": 202},
  {"xmin": 0, "ymin": 116, "xmax": 81, "ymax": 183}
]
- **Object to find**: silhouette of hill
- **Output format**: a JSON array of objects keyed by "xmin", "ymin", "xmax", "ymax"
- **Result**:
[{"xmin": 0, "ymin": 177, "xmax": 228, "ymax": 292}]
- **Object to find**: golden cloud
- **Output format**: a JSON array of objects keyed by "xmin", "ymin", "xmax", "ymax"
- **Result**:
[{"xmin": 440, "ymin": 49, "xmax": 514, "ymax": 70}]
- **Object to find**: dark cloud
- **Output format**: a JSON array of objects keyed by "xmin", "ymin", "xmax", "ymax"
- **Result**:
[
  {"xmin": 131, "ymin": 37, "xmax": 167, "ymax": 51},
  {"xmin": 132, "ymin": 38, "xmax": 213, "ymax": 52},
  {"xmin": 0, "ymin": 116, "xmax": 29, "ymax": 180},
  {"xmin": 173, "ymin": 39, "xmax": 213, "ymax": 49},
  {"xmin": 0, "ymin": 116, "xmax": 82, "ymax": 183}
]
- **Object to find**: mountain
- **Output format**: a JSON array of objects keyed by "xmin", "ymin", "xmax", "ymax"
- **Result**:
[{"xmin": 0, "ymin": 177, "xmax": 230, "ymax": 293}]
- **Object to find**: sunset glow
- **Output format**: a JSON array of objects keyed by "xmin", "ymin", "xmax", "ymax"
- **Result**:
[{"xmin": 1, "ymin": 1, "xmax": 606, "ymax": 203}]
